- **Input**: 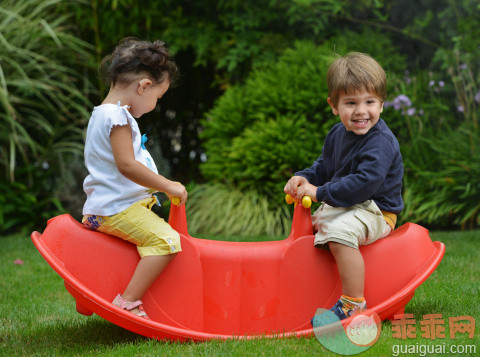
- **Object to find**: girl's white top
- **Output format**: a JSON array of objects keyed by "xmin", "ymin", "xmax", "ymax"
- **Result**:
[{"xmin": 83, "ymin": 102, "xmax": 158, "ymax": 216}]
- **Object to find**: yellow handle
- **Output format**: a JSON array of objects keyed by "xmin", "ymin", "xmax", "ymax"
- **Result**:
[
  {"xmin": 285, "ymin": 194, "xmax": 294, "ymax": 204},
  {"xmin": 285, "ymin": 194, "xmax": 312, "ymax": 208},
  {"xmin": 171, "ymin": 181, "xmax": 183, "ymax": 206},
  {"xmin": 302, "ymin": 196, "xmax": 312, "ymax": 208}
]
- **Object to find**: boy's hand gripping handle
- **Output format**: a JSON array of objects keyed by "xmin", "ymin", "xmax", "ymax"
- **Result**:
[{"xmin": 285, "ymin": 194, "xmax": 312, "ymax": 208}]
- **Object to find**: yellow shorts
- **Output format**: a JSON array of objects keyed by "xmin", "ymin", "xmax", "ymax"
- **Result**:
[{"xmin": 82, "ymin": 197, "xmax": 181, "ymax": 257}]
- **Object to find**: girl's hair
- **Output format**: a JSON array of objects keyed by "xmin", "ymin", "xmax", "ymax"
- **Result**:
[
  {"xmin": 100, "ymin": 37, "xmax": 179, "ymax": 86},
  {"xmin": 327, "ymin": 52, "xmax": 386, "ymax": 107}
]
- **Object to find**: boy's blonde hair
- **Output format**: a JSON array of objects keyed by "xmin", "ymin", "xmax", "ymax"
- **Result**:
[{"xmin": 327, "ymin": 52, "xmax": 386, "ymax": 107}]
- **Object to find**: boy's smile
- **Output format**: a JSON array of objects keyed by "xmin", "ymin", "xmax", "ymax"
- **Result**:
[{"xmin": 328, "ymin": 89, "xmax": 384, "ymax": 135}]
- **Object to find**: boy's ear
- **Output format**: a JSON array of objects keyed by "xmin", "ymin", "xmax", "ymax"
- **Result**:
[
  {"xmin": 137, "ymin": 79, "xmax": 153, "ymax": 94},
  {"xmin": 327, "ymin": 97, "xmax": 339, "ymax": 115}
]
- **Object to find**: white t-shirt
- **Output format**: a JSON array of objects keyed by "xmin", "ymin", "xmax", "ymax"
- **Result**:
[{"xmin": 83, "ymin": 102, "xmax": 158, "ymax": 216}]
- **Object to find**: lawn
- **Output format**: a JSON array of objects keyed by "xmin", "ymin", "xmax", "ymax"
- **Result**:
[{"xmin": 1, "ymin": 228, "xmax": 478, "ymax": 356}]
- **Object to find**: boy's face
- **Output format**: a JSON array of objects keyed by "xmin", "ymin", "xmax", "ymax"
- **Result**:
[{"xmin": 328, "ymin": 89, "xmax": 384, "ymax": 135}]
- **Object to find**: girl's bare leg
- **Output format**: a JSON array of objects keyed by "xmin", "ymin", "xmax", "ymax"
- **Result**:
[{"xmin": 121, "ymin": 254, "xmax": 177, "ymax": 311}]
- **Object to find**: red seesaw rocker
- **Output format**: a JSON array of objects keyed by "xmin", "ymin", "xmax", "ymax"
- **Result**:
[{"xmin": 31, "ymin": 195, "xmax": 444, "ymax": 341}]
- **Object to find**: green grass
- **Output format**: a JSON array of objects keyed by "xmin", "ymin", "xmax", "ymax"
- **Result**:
[{"xmin": 1, "ymin": 230, "xmax": 479, "ymax": 356}]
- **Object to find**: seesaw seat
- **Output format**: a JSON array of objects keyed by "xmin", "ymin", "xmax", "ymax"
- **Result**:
[{"xmin": 31, "ymin": 202, "xmax": 444, "ymax": 340}]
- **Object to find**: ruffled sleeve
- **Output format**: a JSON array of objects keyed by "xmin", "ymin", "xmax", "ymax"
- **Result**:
[{"xmin": 104, "ymin": 101, "xmax": 133, "ymax": 135}]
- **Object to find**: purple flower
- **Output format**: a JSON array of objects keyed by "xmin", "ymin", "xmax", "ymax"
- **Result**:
[
  {"xmin": 383, "ymin": 101, "xmax": 393, "ymax": 108},
  {"xmin": 438, "ymin": 81, "xmax": 445, "ymax": 87},
  {"xmin": 418, "ymin": 109, "xmax": 424, "ymax": 116},
  {"xmin": 429, "ymin": 80, "xmax": 435, "ymax": 87},
  {"xmin": 475, "ymin": 90, "xmax": 480, "ymax": 104},
  {"xmin": 457, "ymin": 105, "xmax": 464, "ymax": 113},
  {"xmin": 406, "ymin": 108, "xmax": 416, "ymax": 116},
  {"xmin": 459, "ymin": 63, "xmax": 468, "ymax": 70},
  {"xmin": 393, "ymin": 94, "xmax": 412, "ymax": 110}
]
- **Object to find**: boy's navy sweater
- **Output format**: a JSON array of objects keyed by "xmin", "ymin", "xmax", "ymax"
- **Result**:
[{"xmin": 295, "ymin": 119, "xmax": 404, "ymax": 214}]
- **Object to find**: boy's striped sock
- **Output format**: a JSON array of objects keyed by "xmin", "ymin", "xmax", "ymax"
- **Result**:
[
  {"xmin": 338, "ymin": 295, "xmax": 367, "ymax": 317},
  {"xmin": 311, "ymin": 295, "xmax": 367, "ymax": 326}
]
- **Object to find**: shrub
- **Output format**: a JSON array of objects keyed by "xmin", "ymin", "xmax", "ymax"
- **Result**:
[
  {"xmin": 0, "ymin": 0, "xmax": 93, "ymax": 232},
  {"xmin": 402, "ymin": 124, "xmax": 480, "ymax": 229},
  {"xmin": 185, "ymin": 183, "xmax": 292, "ymax": 238},
  {"xmin": 381, "ymin": 51, "xmax": 479, "ymax": 228},
  {"xmin": 200, "ymin": 40, "xmax": 333, "ymax": 200},
  {"xmin": 0, "ymin": 178, "xmax": 64, "ymax": 235}
]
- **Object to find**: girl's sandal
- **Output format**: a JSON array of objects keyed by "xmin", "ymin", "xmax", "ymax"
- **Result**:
[{"xmin": 112, "ymin": 294, "xmax": 150, "ymax": 319}]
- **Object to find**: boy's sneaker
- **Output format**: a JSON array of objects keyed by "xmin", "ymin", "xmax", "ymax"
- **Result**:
[{"xmin": 311, "ymin": 298, "xmax": 366, "ymax": 326}]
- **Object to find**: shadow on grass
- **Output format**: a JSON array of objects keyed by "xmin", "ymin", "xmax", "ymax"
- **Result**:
[{"xmin": 17, "ymin": 317, "xmax": 150, "ymax": 353}]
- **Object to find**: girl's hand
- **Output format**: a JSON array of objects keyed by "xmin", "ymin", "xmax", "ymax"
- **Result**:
[
  {"xmin": 284, "ymin": 176, "xmax": 308, "ymax": 200},
  {"xmin": 166, "ymin": 181, "xmax": 188, "ymax": 206}
]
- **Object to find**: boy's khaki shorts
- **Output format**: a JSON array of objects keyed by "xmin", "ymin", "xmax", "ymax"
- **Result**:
[
  {"xmin": 313, "ymin": 200, "xmax": 392, "ymax": 250},
  {"xmin": 82, "ymin": 197, "xmax": 181, "ymax": 257}
]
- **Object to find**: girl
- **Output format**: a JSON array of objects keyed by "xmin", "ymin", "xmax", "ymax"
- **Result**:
[{"xmin": 82, "ymin": 38, "xmax": 187, "ymax": 319}]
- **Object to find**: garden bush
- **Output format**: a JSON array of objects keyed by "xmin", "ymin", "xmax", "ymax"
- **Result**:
[
  {"xmin": 402, "ymin": 124, "xmax": 480, "ymax": 229},
  {"xmin": 0, "ymin": 0, "xmax": 93, "ymax": 233},
  {"xmin": 200, "ymin": 40, "xmax": 331, "ymax": 198},
  {"xmin": 185, "ymin": 183, "xmax": 291, "ymax": 238},
  {"xmin": 381, "ymin": 36, "xmax": 479, "ymax": 228}
]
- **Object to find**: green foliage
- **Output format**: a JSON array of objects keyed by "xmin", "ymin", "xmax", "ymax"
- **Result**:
[
  {"xmin": 159, "ymin": 0, "xmax": 345, "ymax": 83},
  {"xmin": 0, "ymin": 181, "xmax": 36, "ymax": 233},
  {"xmin": 0, "ymin": 0, "xmax": 94, "ymax": 232},
  {"xmin": 359, "ymin": 0, "xmax": 480, "ymax": 127},
  {"xmin": 403, "ymin": 125, "xmax": 480, "ymax": 229},
  {"xmin": 0, "ymin": 0, "xmax": 93, "ymax": 182},
  {"xmin": 382, "ymin": 71, "xmax": 455, "ymax": 144},
  {"xmin": 186, "ymin": 184, "xmax": 291, "ymax": 238},
  {"xmin": 73, "ymin": 0, "xmax": 396, "ymax": 86},
  {"xmin": 201, "ymin": 41, "xmax": 331, "ymax": 197},
  {"xmin": 0, "ymin": 179, "xmax": 63, "ymax": 234},
  {"xmin": 227, "ymin": 116, "xmax": 320, "ymax": 195},
  {"xmin": 378, "ymin": 30, "xmax": 479, "ymax": 228},
  {"xmin": 319, "ymin": 29, "xmax": 408, "ymax": 75}
]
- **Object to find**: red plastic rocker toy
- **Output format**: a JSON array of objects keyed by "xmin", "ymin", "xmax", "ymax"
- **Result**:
[{"xmin": 31, "ymin": 196, "xmax": 444, "ymax": 341}]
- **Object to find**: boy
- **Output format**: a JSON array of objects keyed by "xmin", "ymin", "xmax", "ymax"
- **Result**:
[{"xmin": 284, "ymin": 52, "xmax": 403, "ymax": 320}]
